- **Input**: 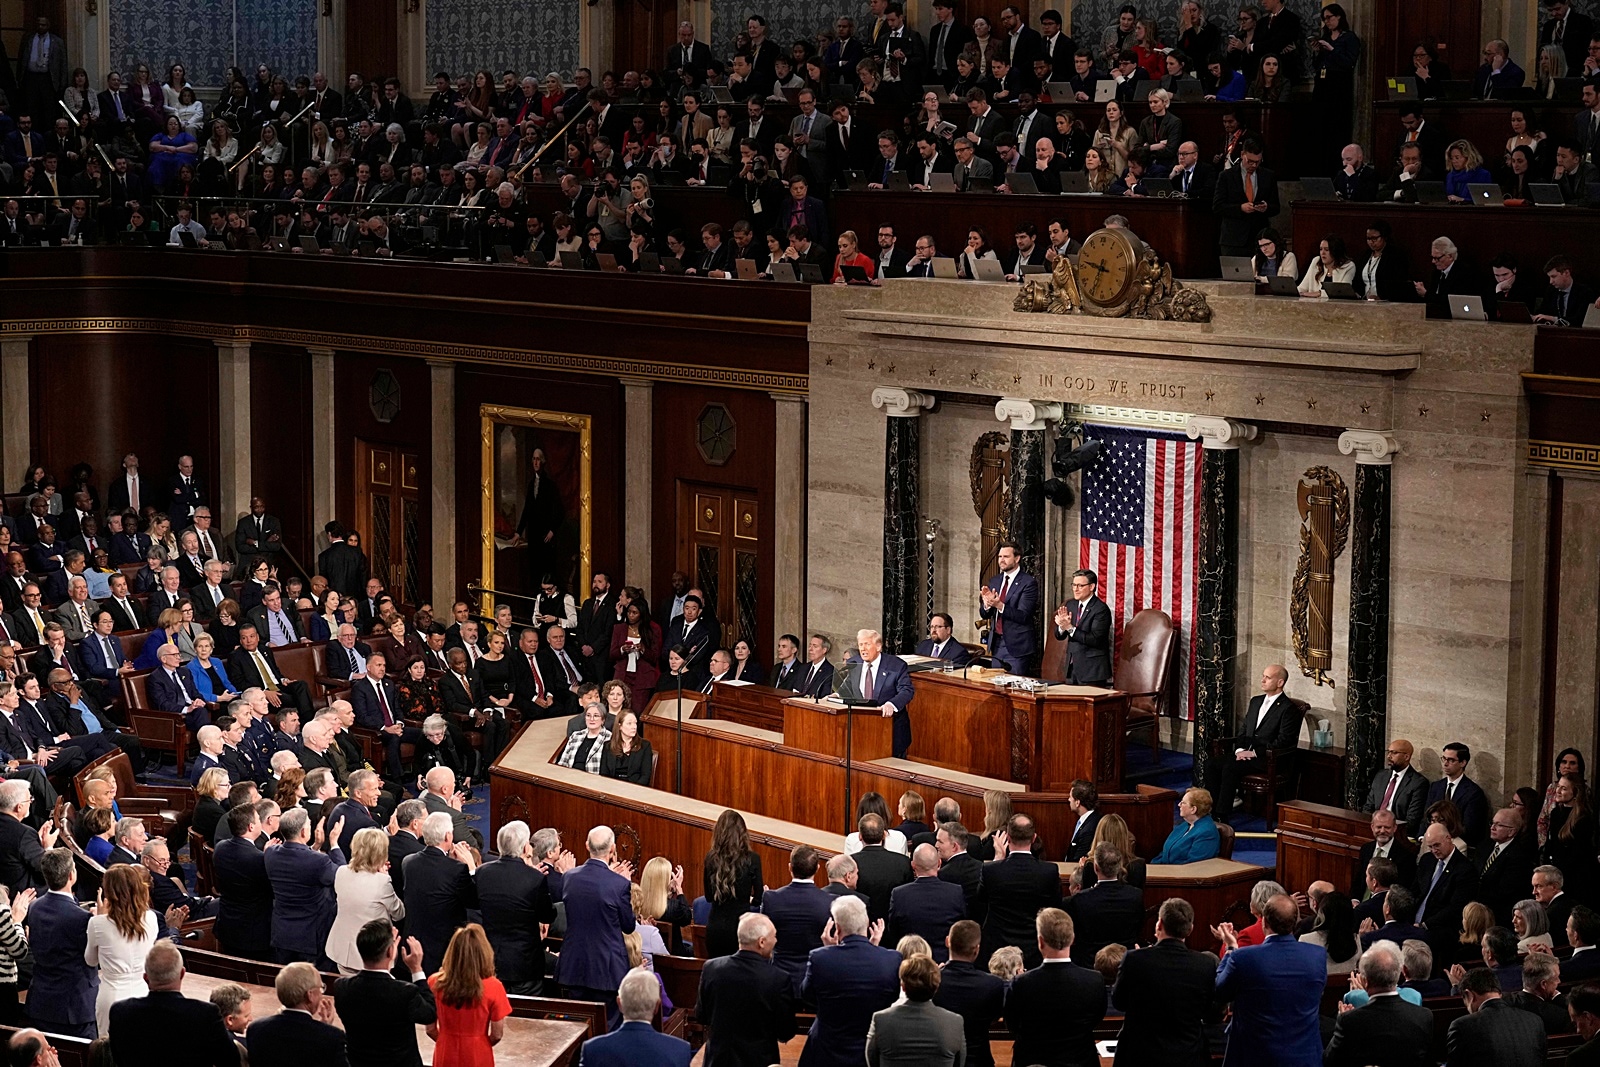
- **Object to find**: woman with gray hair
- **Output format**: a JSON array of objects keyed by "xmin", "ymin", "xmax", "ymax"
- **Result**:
[
  {"xmin": 325, "ymin": 826, "xmax": 405, "ymax": 974},
  {"xmin": 1513, "ymin": 897, "xmax": 1553, "ymax": 952}
]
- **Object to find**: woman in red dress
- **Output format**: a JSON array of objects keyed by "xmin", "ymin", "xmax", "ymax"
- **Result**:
[{"xmin": 428, "ymin": 924, "xmax": 511, "ymax": 1067}]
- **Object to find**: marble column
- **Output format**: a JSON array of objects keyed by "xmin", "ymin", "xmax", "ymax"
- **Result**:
[
  {"xmin": 215, "ymin": 341, "xmax": 252, "ymax": 525},
  {"xmin": 772, "ymin": 393, "xmax": 808, "ymax": 642},
  {"xmin": 1186, "ymin": 416, "xmax": 1257, "ymax": 788},
  {"xmin": 0, "ymin": 338, "xmax": 31, "ymax": 485},
  {"xmin": 429, "ymin": 360, "xmax": 457, "ymax": 609},
  {"xmin": 873, "ymin": 388, "xmax": 934, "ymax": 653},
  {"xmin": 994, "ymin": 399, "xmax": 1063, "ymax": 587},
  {"xmin": 620, "ymin": 378, "xmax": 654, "ymax": 586},
  {"xmin": 308, "ymin": 347, "xmax": 338, "ymax": 530},
  {"xmin": 1339, "ymin": 429, "xmax": 1399, "ymax": 811}
]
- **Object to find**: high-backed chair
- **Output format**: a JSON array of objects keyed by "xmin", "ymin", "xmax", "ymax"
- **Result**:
[{"xmin": 1112, "ymin": 609, "xmax": 1178, "ymax": 756}]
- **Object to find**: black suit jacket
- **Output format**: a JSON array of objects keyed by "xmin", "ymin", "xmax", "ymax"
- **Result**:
[
  {"xmin": 939, "ymin": 851, "xmax": 984, "ymax": 917},
  {"xmin": 1323, "ymin": 992, "xmax": 1435, "ymax": 1067},
  {"xmin": 0, "ymin": 811, "xmax": 45, "ymax": 892},
  {"xmin": 1414, "ymin": 848, "xmax": 1480, "ymax": 951},
  {"xmin": 402, "ymin": 846, "xmax": 479, "ymax": 973},
  {"xmin": 1111, "ymin": 938, "xmax": 1219, "ymax": 1066},
  {"xmin": 797, "ymin": 658, "xmax": 835, "ymax": 697},
  {"xmin": 1064, "ymin": 809, "xmax": 1102, "ymax": 862},
  {"xmin": 331, "ymin": 970, "xmax": 437, "ymax": 1067},
  {"xmin": 474, "ymin": 856, "xmax": 556, "ymax": 990},
  {"xmin": 387, "ymin": 829, "xmax": 426, "ymax": 897},
  {"xmin": 1445, "ymin": 996, "xmax": 1548, "ymax": 1067},
  {"xmin": 109, "ymin": 990, "xmax": 241, "ymax": 1067},
  {"xmin": 1006, "ymin": 960, "xmax": 1106, "ymax": 1067},
  {"xmin": 102, "ymin": 595, "xmax": 143, "ymax": 632},
  {"xmin": 695, "ymin": 949, "xmax": 798, "ymax": 1067},
  {"xmin": 1353, "ymin": 839, "xmax": 1418, "ymax": 897},
  {"xmin": 1067, "ymin": 879, "xmax": 1145, "ymax": 964},
  {"xmin": 1476, "ymin": 834, "xmax": 1536, "ymax": 925},
  {"xmin": 852, "ymin": 844, "xmax": 913, "ymax": 924},
  {"xmin": 1056, "ymin": 596, "xmax": 1111, "ymax": 684},
  {"xmin": 1423, "ymin": 259, "xmax": 1486, "ymax": 318},
  {"xmin": 932, "ymin": 959, "xmax": 1006, "ymax": 1067},
  {"xmin": 664, "ymin": 615, "xmax": 719, "ymax": 673},
  {"xmin": 1354, "ymin": 246, "xmax": 1415, "ymax": 303},
  {"xmin": 1232, "ymin": 692, "xmax": 1304, "ymax": 754},
  {"xmin": 885, "ymin": 876, "xmax": 967, "ymax": 961},
  {"xmin": 1212, "ymin": 164, "xmax": 1280, "ymax": 248},
  {"xmin": 980, "ymin": 851, "xmax": 1064, "ymax": 966},
  {"xmin": 246, "ymin": 1009, "xmax": 349, "ymax": 1067}
]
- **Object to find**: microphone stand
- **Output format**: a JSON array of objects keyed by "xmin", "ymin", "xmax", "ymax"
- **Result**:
[
  {"xmin": 674, "ymin": 667, "xmax": 684, "ymax": 794},
  {"xmin": 844, "ymin": 701, "xmax": 854, "ymax": 836},
  {"xmin": 281, "ymin": 99, "xmax": 316, "ymax": 184}
]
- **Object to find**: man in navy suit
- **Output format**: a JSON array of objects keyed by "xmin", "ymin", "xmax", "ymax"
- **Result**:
[
  {"xmin": 109, "ymin": 941, "xmax": 242, "ymax": 1067},
  {"xmin": 695, "ymin": 912, "xmax": 797, "ymax": 1067},
  {"xmin": 761, "ymin": 845, "xmax": 836, "ymax": 997},
  {"xmin": 797, "ymin": 634, "xmax": 836, "ymax": 697},
  {"xmin": 1051, "ymin": 567, "xmax": 1111, "ymax": 684},
  {"xmin": 886, "ymin": 844, "xmax": 967, "ymax": 961},
  {"xmin": 798, "ymin": 895, "xmax": 902, "ymax": 1067},
  {"xmin": 579, "ymin": 970, "xmax": 692, "ymax": 1067},
  {"xmin": 1004, "ymin": 907, "xmax": 1107, "ymax": 1067},
  {"xmin": 1358, "ymin": 884, "xmax": 1428, "ymax": 951},
  {"xmin": 933, "ymin": 920, "xmax": 1006, "ymax": 1067},
  {"xmin": 349, "ymin": 658, "xmax": 424, "ymax": 780},
  {"xmin": 1064, "ymin": 780, "xmax": 1102, "ymax": 862},
  {"xmin": 263, "ymin": 806, "xmax": 346, "ymax": 967},
  {"xmin": 1415, "ymin": 822, "xmax": 1480, "ymax": 959},
  {"xmin": 147, "ymin": 642, "xmax": 211, "ymax": 733},
  {"xmin": 1067, "ymin": 843, "xmax": 1146, "ymax": 963},
  {"xmin": 213, "ymin": 804, "xmax": 274, "ymax": 960},
  {"xmin": 768, "ymin": 633, "xmax": 807, "ymax": 690},
  {"xmin": 1427, "ymin": 742, "xmax": 1490, "ymax": 843},
  {"xmin": 402, "ymin": 811, "xmax": 479, "ymax": 974},
  {"xmin": 26, "ymin": 849, "xmax": 99, "ymax": 1038},
  {"xmin": 834, "ymin": 628, "xmax": 916, "ymax": 758},
  {"xmin": 325, "ymin": 624, "xmax": 375, "ymax": 681},
  {"xmin": 914, "ymin": 613, "xmax": 971, "ymax": 666},
  {"xmin": 979, "ymin": 814, "xmax": 1063, "ymax": 966},
  {"xmin": 1214, "ymin": 893, "xmax": 1327, "ymax": 1067},
  {"xmin": 557, "ymin": 825, "xmax": 636, "ymax": 1027},
  {"xmin": 979, "ymin": 543, "xmax": 1040, "ymax": 675}
]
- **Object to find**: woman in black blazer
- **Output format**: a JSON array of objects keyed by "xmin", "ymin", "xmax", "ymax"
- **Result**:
[
  {"xmin": 598, "ymin": 709, "xmax": 653, "ymax": 785},
  {"xmin": 731, "ymin": 639, "xmax": 764, "ymax": 682}
]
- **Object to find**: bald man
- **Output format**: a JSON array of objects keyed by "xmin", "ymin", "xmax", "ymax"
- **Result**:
[
  {"xmin": 1365, "ymin": 738, "xmax": 1428, "ymax": 836},
  {"xmin": 1207, "ymin": 663, "xmax": 1303, "ymax": 818},
  {"xmin": 885, "ymin": 843, "xmax": 968, "ymax": 961}
]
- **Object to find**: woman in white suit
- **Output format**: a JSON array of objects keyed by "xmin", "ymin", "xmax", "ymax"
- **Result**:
[
  {"xmin": 85, "ymin": 865, "xmax": 161, "ymax": 1035},
  {"xmin": 325, "ymin": 826, "xmax": 406, "ymax": 974}
]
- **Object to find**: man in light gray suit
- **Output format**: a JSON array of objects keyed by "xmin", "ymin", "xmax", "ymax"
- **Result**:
[
  {"xmin": 789, "ymin": 87, "xmax": 833, "ymax": 188},
  {"xmin": 1364, "ymin": 738, "xmax": 1430, "ymax": 837},
  {"xmin": 952, "ymin": 139, "xmax": 994, "ymax": 191},
  {"xmin": 865, "ymin": 955, "xmax": 967, "ymax": 1066}
]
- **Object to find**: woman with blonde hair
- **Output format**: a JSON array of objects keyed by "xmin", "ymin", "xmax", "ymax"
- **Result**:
[
  {"xmin": 895, "ymin": 934, "xmax": 933, "ymax": 960},
  {"xmin": 1151, "ymin": 787, "xmax": 1220, "ymax": 864},
  {"xmin": 1443, "ymin": 138, "xmax": 1492, "ymax": 202},
  {"xmin": 1454, "ymin": 901, "xmax": 1494, "ymax": 963},
  {"xmin": 192, "ymin": 767, "xmax": 232, "ymax": 841},
  {"xmin": 988, "ymin": 945, "xmax": 1024, "ymax": 982},
  {"xmin": 974, "ymin": 789, "xmax": 1016, "ymax": 860},
  {"xmin": 326, "ymin": 826, "xmax": 406, "ymax": 974},
  {"xmin": 1080, "ymin": 814, "xmax": 1147, "ymax": 888},
  {"xmin": 638, "ymin": 855, "xmax": 693, "ymax": 953},
  {"xmin": 428, "ymin": 924, "xmax": 511, "ymax": 1065},
  {"xmin": 85, "ymin": 864, "xmax": 161, "ymax": 1034}
]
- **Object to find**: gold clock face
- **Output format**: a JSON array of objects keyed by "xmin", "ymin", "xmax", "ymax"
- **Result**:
[{"xmin": 1077, "ymin": 229, "xmax": 1137, "ymax": 309}]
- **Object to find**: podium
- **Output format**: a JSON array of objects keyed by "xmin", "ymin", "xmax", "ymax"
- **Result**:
[
  {"xmin": 1275, "ymin": 800, "xmax": 1374, "ymax": 894},
  {"xmin": 781, "ymin": 697, "xmax": 893, "ymax": 760}
]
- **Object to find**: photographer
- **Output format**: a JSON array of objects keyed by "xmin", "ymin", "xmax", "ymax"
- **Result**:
[{"xmin": 729, "ymin": 139, "xmax": 783, "ymax": 224}]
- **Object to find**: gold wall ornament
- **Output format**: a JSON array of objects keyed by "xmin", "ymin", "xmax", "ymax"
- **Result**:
[
  {"xmin": 1290, "ymin": 466, "xmax": 1350, "ymax": 687},
  {"xmin": 1012, "ymin": 228, "xmax": 1212, "ymax": 322}
]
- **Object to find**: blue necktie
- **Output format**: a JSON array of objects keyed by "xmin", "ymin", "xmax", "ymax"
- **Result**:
[{"xmin": 1419, "ymin": 857, "xmax": 1446, "ymax": 914}]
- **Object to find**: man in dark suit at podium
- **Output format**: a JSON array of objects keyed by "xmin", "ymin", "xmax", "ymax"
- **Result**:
[
  {"xmin": 834, "ymin": 629, "xmax": 915, "ymax": 759},
  {"xmin": 979, "ymin": 543, "xmax": 1039, "ymax": 675},
  {"xmin": 1052, "ymin": 569, "xmax": 1111, "ymax": 685},
  {"xmin": 1208, "ymin": 663, "xmax": 1303, "ymax": 817},
  {"xmin": 914, "ymin": 613, "xmax": 971, "ymax": 666}
]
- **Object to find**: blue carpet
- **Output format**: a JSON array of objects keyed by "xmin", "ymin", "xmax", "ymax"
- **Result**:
[{"xmin": 1119, "ymin": 748, "xmax": 1276, "ymax": 869}]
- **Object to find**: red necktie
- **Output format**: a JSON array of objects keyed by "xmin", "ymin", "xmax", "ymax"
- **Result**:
[
  {"xmin": 529, "ymin": 654, "xmax": 546, "ymax": 698},
  {"xmin": 1381, "ymin": 772, "xmax": 1399, "ymax": 810},
  {"xmin": 995, "ymin": 575, "xmax": 1011, "ymax": 635},
  {"xmin": 375, "ymin": 681, "xmax": 393, "ymax": 726},
  {"xmin": 863, "ymin": 661, "xmax": 875, "ymax": 701}
]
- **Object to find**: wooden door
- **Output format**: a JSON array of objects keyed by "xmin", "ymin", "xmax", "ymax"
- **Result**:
[
  {"xmin": 1370, "ymin": 0, "xmax": 1482, "ymax": 111},
  {"xmin": 612, "ymin": 0, "xmax": 671, "ymax": 81},
  {"xmin": 355, "ymin": 440, "xmax": 421, "ymax": 608},
  {"xmin": 677, "ymin": 482, "xmax": 759, "ymax": 650},
  {"xmin": 973, "ymin": 430, "xmax": 1011, "ymax": 589},
  {"xmin": 345, "ymin": 0, "xmax": 398, "ymax": 79}
]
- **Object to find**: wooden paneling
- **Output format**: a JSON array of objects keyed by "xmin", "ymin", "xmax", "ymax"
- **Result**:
[
  {"xmin": 1274, "ymin": 799, "xmax": 1373, "ymax": 896},
  {"xmin": 782, "ymin": 698, "xmax": 894, "ymax": 761},
  {"xmin": 1371, "ymin": 100, "xmax": 1571, "ymax": 177},
  {"xmin": 1369, "ymin": 0, "xmax": 1484, "ymax": 128},
  {"xmin": 248, "ymin": 343, "xmax": 313, "ymax": 564},
  {"xmin": 29, "ymin": 334, "xmax": 220, "ymax": 517},
  {"xmin": 651, "ymin": 383, "xmax": 777, "ymax": 657},
  {"xmin": 345, "ymin": 0, "xmax": 398, "ymax": 81}
]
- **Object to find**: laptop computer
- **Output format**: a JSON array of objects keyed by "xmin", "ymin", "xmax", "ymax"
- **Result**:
[
  {"xmin": 1220, "ymin": 256, "xmax": 1255, "ymax": 282},
  {"xmin": 637, "ymin": 251, "xmax": 661, "ymax": 272},
  {"xmin": 1554, "ymin": 77, "xmax": 1587, "ymax": 102},
  {"xmin": 796, "ymin": 262, "xmax": 824, "ymax": 283},
  {"xmin": 1060, "ymin": 170, "xmax": 1090, "ymax": 194},
  {"xmin": 886, "ymin": 171, "xmax": 910, "ymax": 191},
  {"xmin": 526, "ymin": 251, "xmax": 549, "ymax": 267},
  {"xmin": 243, "ymin": 234, "xmax": 261, "ymax": 250},
  {"xmin": 1141, "ymin": 177, "xmax": 1174, "ymax": 197},
  {"xmin": 735, "ymin": 259, "xmax": 758, "ymax": 280},
  {"xmin": 661, "ymin": 256, "xmax": 686, "ymax": 275},
  {"xmin": 1529, "ymin": 183, "xmax": 1565, "ymax": 206},
  {"xmin": 1413, "ymin": 181, "xmax": 1448, "ymax": 205},
  {"xmin": 1322, "ymin": 280, "xmax": 1360, "ymax": 300},
  {"xmin": 493, "ymin": 244, "xmax": 515, "ymax": 262},
  {"xmin": 930, "ymin": 172, "xmax": 956, "ymax": 192},
  {"xmin": 595, "ymin": 252, "xmax": 620, "ymax": 272},
  {"xmin": 1385, "ymin": 76, "xmax": 1418, "ymax": 99},
  {"xmin": 1020, "ymin": 263, "xmax": 1050, "ymax": 276},
  {"xmin": 1496, "ymin": 300, "xmax": 1532, "ymax": 323},
  {"xmin": 1585, "ymin": 304, "xmax": 1600, "ymax": 329},
  {"xmin": 771, "ymin": 261, "xmax": 800, "ymax": 283},
  {"xmin": 1004, "ymin": 171, "xmax": 1039, "ymax": 195},
  {"xmin": 1468, "ymin": 183, "xmax": 1504, "ymax": 206},
  {"xmin": 1299, "ymin": 176, "xmax": 1337, "ymax": 201},
  {"xmin": 1266, "ymin": 274, "xmax": 1299, "ymax": 296},
  {"xmin": 1449, "ymin": 294, "xmax": 1488, "ymax": 321},
  {"xmin": 931, "ymin": 256, "xmax": 959, "ymax": 278},
  {"xmin": 296, "ymin": 235, "xmax": 320, "ymax": 254},
  {"xmin": 558, "ymin": 250, "xmax": 584, "ymax": 270},
  {"xmin": 1434, "ymin": 80, "xmax": 1472, "ymax": 100},
  {"xmin": 1175, "ymin": 77, "xmax": 1204, "ymax": 101},
  {"xmin": 974, "ymin": 258, "xmax": 1007, "ymax": 282},
  {"xmin": 708, "ymin": 86, "xmax": 734, "ymax": 103},
  {"xmin": 1043, "ymin": 82, "xmax": 1075, "ymax": 101},
  {"xmin": 1093, "ymin": 81, "xmax": 1116, "ymax": 103},
  {"xmin": 839, "ymin": 263, "xmax": 872, "ymax": 284},
  {"xmin": 923, "ymin": 83, "xmax": 948, "ymax": 97}
]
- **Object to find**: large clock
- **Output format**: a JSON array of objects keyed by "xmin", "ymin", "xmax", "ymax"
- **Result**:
[{"xmin": 1074, "ymin": 228, "xmax": 1143, "ymax": 317}]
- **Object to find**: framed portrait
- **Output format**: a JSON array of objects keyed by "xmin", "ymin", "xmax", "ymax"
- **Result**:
[{"xmin": 479, "ymin": 404, "xmax": 592, "ymax": 616}]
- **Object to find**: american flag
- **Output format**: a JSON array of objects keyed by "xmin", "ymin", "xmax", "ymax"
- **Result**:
[{"xmin": 1079, "ymin": 424, "xmax": 1203, "ymax": 719}]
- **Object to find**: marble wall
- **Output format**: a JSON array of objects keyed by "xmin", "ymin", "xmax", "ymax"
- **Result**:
[
  {"xmin": 110, "ymin": 0, "xmax": 316, "ymax": 84},
  {"xmin": 807, "ymin": 277, "xmax": 1543, "ymax": 798},
  {"xmin": 427, "ymin": 0, "xmax": 578, "ymax": 81}
]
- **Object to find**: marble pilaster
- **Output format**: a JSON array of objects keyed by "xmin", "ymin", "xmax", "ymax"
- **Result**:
[
  {"xmin": 0, "ymin": 338, "xmax": 30, "ymax": 486},
  {"xmin": 995, "ymin": 399, "xmax": 1062, "ymax": 590},
  {"xmin": 215, "ymin": 341, "xmax": 252, "ymax": 524},
  {"xmin": 430, "ymin": 360, "xmax": 457, "ymax": 609},
  {"xmin": 772, "ymin": 393, "xmax": 808, "ymax": 643},
  {"xmin": 621, "ymin": 378, "xmax": 654, "ymax": 587},
  {"xmin": 874, "ymin": 387, "xmax": 934, "ymax": 652},
  {"xmin": 1340, "ymin": 430, "xmax": 1398, "ymax": 809},
  {"xmin": 1187, "ymin": 416, "xmax": 1257, "ymax": 789},
  {"xmin": 308, "ymin": 347, "xmax": 338, "ymax": 533}
]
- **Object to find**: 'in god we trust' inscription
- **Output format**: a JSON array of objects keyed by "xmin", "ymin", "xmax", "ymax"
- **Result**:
[{"xmin": 1034, "ymin": 373, "xmax": 1189, "ymax": 402}]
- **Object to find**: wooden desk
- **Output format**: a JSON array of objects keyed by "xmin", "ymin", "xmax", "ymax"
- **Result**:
[
  {"xmin": 1370, "ymin": 100, "xmax": 1576, "ymax": 178},
  {"xmin": 1297, "ymin": 742, "xmax": 1347, "ymax": 807},
  {"xmin": 1291, "ymin": 200, "xmax": 1600, "ymax": 296},
  {"xmin": 1275, "ymin": 799, "xmax": 1373, "ymax": 893},
  {"xmin": 707, "ymin": 680, "xmax": 788, "ymax": 731},
  {"xmin": 1062, "ymin": 857, "xmax": 1266, "ymax": 951},
  {"xmin": 783, "ymin": 697, "xmax": 893, "ymax": 760},
  {"xmin": 908, "ymin": 670, "xmax": 1127, "ymax": 794}
]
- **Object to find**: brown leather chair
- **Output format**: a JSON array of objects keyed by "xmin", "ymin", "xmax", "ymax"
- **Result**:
[
  {"xmin": 122, "ymin": 669, "xmax": 192, "ymax": 775},
  {"xmin": 1215, "ymin": 820, "xmax": 1235, "ymax": 860},
  {"xmin": 1111, "ymin": 609, "xmax": 1177, "ymax": 756},
  {"xmin": 188, "ymin": 827, "xmax": 216, "ymax": 895},
  {"xmin": 1212, "ymin": 702, "xmax": 1313, "ymax": 828}
]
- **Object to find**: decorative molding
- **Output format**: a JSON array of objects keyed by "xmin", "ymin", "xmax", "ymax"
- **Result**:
[
  {"xmin": 995, "ymin": 398, "xmax": 1063, "ymax": 430},
  {"xmin": 1064, "ymin": 403, "xmax": 1189, "ymax": 430},
  {"xmin": 1529, "ymin": 440, "xmax": 1600, "ymax": 473},
  {"xmin": 872, "ymin": 388, "xmax": 936, "ymax": 417},
  {"xmin": 1, "ymin": 318, "xmax": 808, "ymax": 394},
  {"xmin": 1184, "ymin": 416, "xmax": 1258, "ymax": 450},
  {"xmin": 1338, "ymin": 429, "xmax": 1400, "ymax": 465}
]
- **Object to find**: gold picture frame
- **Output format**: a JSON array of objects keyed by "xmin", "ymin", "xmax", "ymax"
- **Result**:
[{"xmin": 479, "ymin": 404, "xmax": 593, "ymax": 619}]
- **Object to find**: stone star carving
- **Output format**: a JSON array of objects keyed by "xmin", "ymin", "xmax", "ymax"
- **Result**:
[
  {"xmin": 1306, "ymin": 398, "xmax": 1317, "ymax": 410},
  {"xmin": 1204, "ymin": 390, "xmax": 1215, "ymax": 402},
  {"xmin": 928, "ymin": 365, "xmax": 937, "ymax": 377},
  {"xmin": 970, "ymin": 371, "xmax": 980, "ymax": 383},
  {"xmin": 824, "ymin": 356, "xmax": 834, "ymax": 366},
  {"xmin": 867, "ymin": 359, "xmax": 876, "ymax": 370},
  {"xmin": 1359, "ymin": 401, "xmax": 1371, "ymax": 414},
  {"xmin": 886, "ymin": 362, "xmax": 896, "ymax": 373},
  {"xmin": 1254, "ymin": 393, "xmax": 1265, "ymax": 405},
  {"xmin": 1418, "ymin": 405, "xmax": 1430, "ymax": 417},
  {"xmin": 1013, "ymin": 374, "xmax": 1022, "ymax": 384},
  {"xmin": 1481, "ymin": 409, "xmax": 1492, "ymax": 422}
]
